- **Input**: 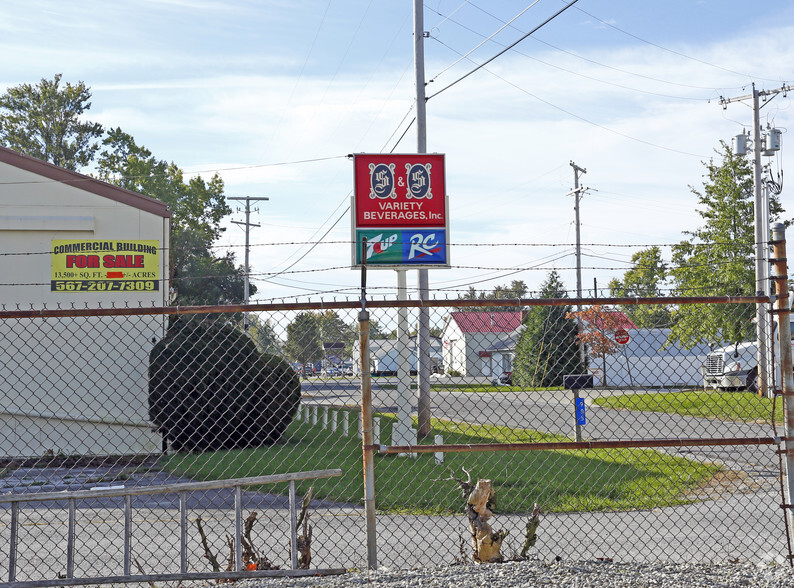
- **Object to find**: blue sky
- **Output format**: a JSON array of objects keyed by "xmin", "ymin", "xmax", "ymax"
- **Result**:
[{"xmin": 2, "ymin": 0, "xmax": 794, "ymax": 302}]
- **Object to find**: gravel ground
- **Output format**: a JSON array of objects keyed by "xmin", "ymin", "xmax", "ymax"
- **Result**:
[{"xmin": 220, "ymin": 559, "xmax": 794, "ymax": 588}]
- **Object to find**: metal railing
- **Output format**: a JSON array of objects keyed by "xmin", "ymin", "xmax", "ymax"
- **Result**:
[{"xmin": 1, "ymin": 469, "xmax": 343, "ymax": 587}]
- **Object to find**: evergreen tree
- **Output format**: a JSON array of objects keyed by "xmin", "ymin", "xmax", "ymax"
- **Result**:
[
  {"xmin": 512, "ymin": 271, "xmax": 584, "ymax": 388},
  {"xmin": 669, "ymin": 142, "xmax": 786, "ymax": 346}
]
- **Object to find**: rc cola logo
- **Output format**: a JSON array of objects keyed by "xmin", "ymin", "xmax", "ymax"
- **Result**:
[
  {"xmin": 368, "ymin": 163, "xmax": 396, "ymax": 199},
  {"xmin": 405, "ymin": 163, "xmax": 432, "ymax": 199},
  {"xmin": 408, "ymin": 232, "xmax": 441, "ymax": 261}
]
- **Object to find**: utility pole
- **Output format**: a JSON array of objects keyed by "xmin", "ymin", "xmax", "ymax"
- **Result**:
[
  {"xmin": 720, "ymin": 83, "xmax": 791, "ymax": 397},
  {"xmin": 229, "ymin": 196, "xmax": 269, "ymax": 333},
  {"xmin": 414, "ymin": 0, "xmax": 432, "ymax": 439},
  {"xmin": 568, "ymin": 161, "xmax": 588, "ymax": 369}
]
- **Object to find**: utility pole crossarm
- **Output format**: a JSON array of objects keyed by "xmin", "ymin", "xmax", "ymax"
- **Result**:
[{"xmin": 719, "ymin": 84, "xmax": 793, "ymax": 108}]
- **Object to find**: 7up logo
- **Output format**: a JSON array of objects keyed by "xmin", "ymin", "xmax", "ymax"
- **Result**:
[{"xmin": 363, "ymin": 232, "xmax": 401, "ymax": 263}]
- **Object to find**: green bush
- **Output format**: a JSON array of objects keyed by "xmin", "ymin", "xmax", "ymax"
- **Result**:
[{"xmin": 149, "ymin": 317, "xmax": 300, "ymax": 451}]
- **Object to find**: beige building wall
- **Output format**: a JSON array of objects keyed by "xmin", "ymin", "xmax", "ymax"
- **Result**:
[{"xmin": 0, "ymin": 148, "xmax": 171, "ymax": 457}]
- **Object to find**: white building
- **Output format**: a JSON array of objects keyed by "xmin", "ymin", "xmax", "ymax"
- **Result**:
[
  {"xmin": 0, "ymin": 146, "xmax": 170, "ymax": 457},
  {"xmin": 350, "ymin": 336, "xmax": 443, "ymax": 375},
  {"xmin": 441, "ymin": 311, "xmax": 524, "ymax": 377},
  {"xmin": 592, "ymin": 328, "xmax": 712, "ymax": 387}
]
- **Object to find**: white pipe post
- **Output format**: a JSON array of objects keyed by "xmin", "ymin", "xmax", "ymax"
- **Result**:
[{"xmin": 393, "ymin": 270, "xmax": 416, "ymax": 448}]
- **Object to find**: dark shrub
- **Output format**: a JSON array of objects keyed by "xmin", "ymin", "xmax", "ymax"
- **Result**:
[{"xmin": 149, "ymin": 317, "xmax": 300, "ymax": 451}]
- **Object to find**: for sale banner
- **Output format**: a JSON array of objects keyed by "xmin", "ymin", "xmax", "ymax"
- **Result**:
[
  {"xmin": 355, "ymin": 229, "xmax": 447, "ymax": 266},
  {"xmin": 51, "ymin": 239, "xmax": 160, "ymax": 292}
]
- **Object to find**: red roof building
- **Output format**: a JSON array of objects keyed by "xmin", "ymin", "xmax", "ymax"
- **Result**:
[{"xmin": 441, "ymin": 311, "xmax": 524, "ymax": 378}]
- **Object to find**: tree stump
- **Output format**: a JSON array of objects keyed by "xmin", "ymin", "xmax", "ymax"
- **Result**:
[{"xmin": 466, "ymin": 479, "xmax": 508, "ymax": 563}]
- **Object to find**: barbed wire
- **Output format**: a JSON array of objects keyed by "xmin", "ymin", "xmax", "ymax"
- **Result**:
[
  {"xmin": 0, "ymin": 240, "xmax": 760, "ymax": 257},
  {"xmin": 2, "ymin": 256, "xmax": 766, "ymax": 290}
]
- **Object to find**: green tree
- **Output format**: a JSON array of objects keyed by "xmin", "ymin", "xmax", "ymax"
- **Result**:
[
  {"xmin": 285, "ymin": 312, "xmax": 323, "ymax": 365},
  {"xmin": 0, "ymin": 75, "xmax": 248, "ymax": 306},
  {"xmin": 0, "ymin": 74, "xmax": 103, "ymax": 170},
  {"xmin": 315, "ymin": 310, "xmax": 356, "ymax": 359},
  {"xmin": 247, "ymin": 315, "xmax": 283, "ymax": 355},
  {"xmin": 458, "ymin": 280, "xmax": 527, "ymax": 311},
  {"xmin": 608, "ymin": 247, "xmax": 671, "ymax": 328},
  {"xmin": 512, "ymin": 271, "xmax": 584, "ymax": 388},
  {"xmin": 669, "ymin": 142, "xmax": 786, "ymax": 346},
  {"xmin": 96, "ymin": 128, "xmax": 250, "ymax": 305},
  {"xmin": 368, "ymin": 319, "xmax": 389, "ymax": 339}
]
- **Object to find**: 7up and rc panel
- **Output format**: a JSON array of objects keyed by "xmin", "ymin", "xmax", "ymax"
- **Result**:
[{"xmin": 352, "ymin": 153, "xmax": 449, "ymax": 268}]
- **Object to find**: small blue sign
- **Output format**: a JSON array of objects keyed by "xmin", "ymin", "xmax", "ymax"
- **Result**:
[{"xmin": 575, "ymin": 398, "xmax": 586, "ymax": 426}]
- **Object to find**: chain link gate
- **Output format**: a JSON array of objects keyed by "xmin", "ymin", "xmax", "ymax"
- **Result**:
[{"xmin": 0, "ymin": 292, "xmax": 791, "ymax": 584}]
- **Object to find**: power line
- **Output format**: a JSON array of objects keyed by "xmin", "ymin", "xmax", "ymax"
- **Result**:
[
  {"xmin": 431, "ymin": 0, "xmax": 542, "ymax": 81},
  {"xmin": 426, "ymin": 0, "xmax": 581, "ymax": 101},
  {"xmin": 465, "ymin": 2, "xmax": 753, "ymax": 93},
  {"xmin": 572, "ymin": 4, "xmax": 784, "ymax": 84}
]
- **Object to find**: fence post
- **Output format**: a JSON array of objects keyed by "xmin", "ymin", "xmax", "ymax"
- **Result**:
[
  {"xmin": 358, "ymin": 238, "xmax": 378, "ymax": 570},
  {"xmin": 772, "ymin": 222, "xmax": 794, "ymax": 543}
]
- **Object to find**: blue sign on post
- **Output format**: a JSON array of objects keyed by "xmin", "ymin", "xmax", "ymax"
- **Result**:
[{"xmin": 575, "ymin": 398, "xmax": 586, "ymax": 426}]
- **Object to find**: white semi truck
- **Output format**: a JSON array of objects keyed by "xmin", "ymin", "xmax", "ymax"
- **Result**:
[{"xmin": 703, "ymin": 318, "xmax": 794, "ymax": 392}]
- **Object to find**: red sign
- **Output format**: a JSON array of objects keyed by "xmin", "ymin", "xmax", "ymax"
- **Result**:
[
  {"xmin": 354, "ymin": 153, "xmax": 446, "ymax": 228},
  {"xmin": 614, "ymin": 329, "xmax": 630, "ymax": 345}
]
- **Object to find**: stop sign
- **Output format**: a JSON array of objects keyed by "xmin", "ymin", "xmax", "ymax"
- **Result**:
[{"xmin": 615, "ymin": 329, "xmax": 630, "ymax": 345}]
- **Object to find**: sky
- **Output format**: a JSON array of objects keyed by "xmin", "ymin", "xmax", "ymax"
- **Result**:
[{"xmin": 2, "ymin": 0, "xmax": 794, "ymax": 304}]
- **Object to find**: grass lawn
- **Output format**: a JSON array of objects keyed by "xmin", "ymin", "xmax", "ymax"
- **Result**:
[
  {"xmin": 591, "ymin": 390, "xmax": 783, "ymax": 424},
  {"xmin": 162, "ymin": 411, "xmax": 719, "ymax": 515}
]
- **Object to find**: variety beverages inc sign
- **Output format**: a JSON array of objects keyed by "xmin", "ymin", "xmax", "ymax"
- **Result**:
[{"xmin": 352, "ymin": 153, "xmax": 449, "ymax": 268}]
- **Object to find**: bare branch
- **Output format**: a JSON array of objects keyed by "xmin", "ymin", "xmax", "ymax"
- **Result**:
[{"xmin": 195, "ymin": 515, "xmax": 222, "ymax": 572}]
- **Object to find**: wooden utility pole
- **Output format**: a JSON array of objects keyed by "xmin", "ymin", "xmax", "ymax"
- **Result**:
[
  {"xmin": 569, "ymin": 162, "xmax": 588, "ymax": 369},
  {"xmin": 415, "ymin": 0, "xmax": 432, "ymax": 438},
  {"xmin": 229, "ymin": 196, "xmax": 269, "ymax": 332},
  {"xmin": 720, "ymin": 84, "xmax": 792, "ymax": 397}
]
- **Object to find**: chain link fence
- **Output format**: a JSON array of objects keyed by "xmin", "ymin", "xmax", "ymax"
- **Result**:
[{"xmin": 0, "ymin": 295, "xmax": 789, "ymax": 584}]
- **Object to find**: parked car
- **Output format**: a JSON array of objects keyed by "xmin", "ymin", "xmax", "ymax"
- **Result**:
[{"xmin": 499, "ymin": 371, "xmax": 512, "ymax": 385}]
